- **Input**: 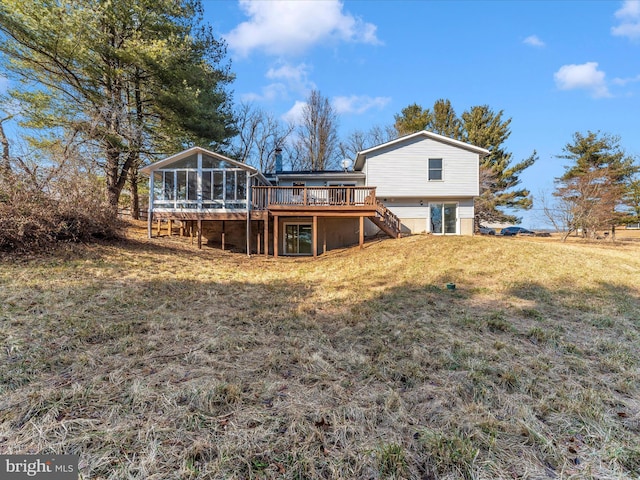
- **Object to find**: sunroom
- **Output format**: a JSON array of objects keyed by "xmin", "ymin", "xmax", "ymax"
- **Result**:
[{"xmin": 141, "ymin": 146, "xmax": 269, "ymax": 213}]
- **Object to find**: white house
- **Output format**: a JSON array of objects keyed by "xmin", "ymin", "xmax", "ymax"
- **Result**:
[
  {"xmin": 141, "ymin": 131, "xmax": 488, "ymax": 256},
  {"xmin": 355, "ymin": 130, "xmax": 488, "ymax": 236}
]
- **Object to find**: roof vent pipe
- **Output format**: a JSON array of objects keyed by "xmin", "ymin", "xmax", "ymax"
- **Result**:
[{"xmin": 275, "ymin": 147, "xmax": 283, "ymax": 173}]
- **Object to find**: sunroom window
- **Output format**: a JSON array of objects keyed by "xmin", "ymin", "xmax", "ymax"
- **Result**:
[{"xmin": 151, "ymin": 153, "xmax": 252, "ymax": 210}]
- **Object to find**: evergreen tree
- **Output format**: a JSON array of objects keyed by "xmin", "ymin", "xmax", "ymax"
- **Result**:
[
  {"xmin": 554, "ymin": 131, "xmax": 637, "ymax": 237},
  {"xmin": 393, "ymin": 99, "xmax": 461, "ymax": 139},
  {"xmin": 0, "ymin": 0, "xmax": 235, "ymax": 214},
  {"xmin": 429, "ymin": 99, "xmax": 462, "ymax": 138},
  {"xmin": 461, "ymin": 105, "xmax": 536, "ymax": 226},
  {"xmin": 393, "ymin": 103, "xmax": 430, "ymax": 137},
  {"xmin": 393, "ymin": 100, "xmax": 536, "ymax": 226},
  {"xmin": 623, "ymin": 178, "xmax": 640, "ymax": 226}
]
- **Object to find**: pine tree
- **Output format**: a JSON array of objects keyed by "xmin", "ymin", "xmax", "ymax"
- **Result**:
[
  {"xmin": 0, "ymin": 0, "xmax": 235, "ymax": 213},
  {"xmin": 429, "ymin": 99, "xmax": 462, "ymax": 138},
  {"xmin": 393, "ymin": 103, "xmax": 430, "ymax": 137},
  {"xmin": 623, "ymin": 178, "xmax": 640, "ymax": 226},
  {"xmin": 393, "ymin": 100, "xmax": 536, "ymax": 226},
  {"xmin": 554, "ymin": 131, "xmax": 638, "ymax": 237},
  {"xmin": 461, "ymin": 105, "xmax": 536, "ymax": 226}
]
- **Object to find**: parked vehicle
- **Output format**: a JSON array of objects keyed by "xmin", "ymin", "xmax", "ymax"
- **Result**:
[
  {"xmin": 500, "ymin": 226, "xmax": 535, "ymax": 236},
  {"xmin": 478, "ymin": 226, "xmax": 496, "ymax": 235}
]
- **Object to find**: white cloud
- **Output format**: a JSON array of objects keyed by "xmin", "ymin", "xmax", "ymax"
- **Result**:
[
  {"xmin": 225, "ymin": 0, "xmax": 381, "ymax": 57},
  {"xmin": 554, "ymin": 62, "xmax": 611, "ymax": 98},
  {"xmin": 241, "ymin": 83, "xmax": 288, "ymax": 103},
  {"xmin": 241, "ymin": 62, "xmax": 316, "ymax": 103},
  {"xmin": 282, "ymin": 100, "xmax": 306, "ymax": 124},
  {"xmin": 280, "ymin": 94, "xmax": 390, "ymax": 126},
  {"xmin": 266, "ymin": 62, "xmax": 316, "ymax": 93},
  {"xmin": 332, "ymin": 95, "xmax": 391, "ymax": 114},
  {"xmin": 612, "ymin": 73, "xmax": 640, "ymax": 85},
  {"xmin": 523, "ymin": 35, "xmax": 545, "ymax": 47},
  {"xmin": 612, "ymin": 0, "xmax": 640, "ymax": 39}
]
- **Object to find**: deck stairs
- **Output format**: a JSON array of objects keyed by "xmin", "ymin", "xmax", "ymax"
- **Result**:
[{"xmin": 370, "ymin": 201, "xmax": 402, "ymax": 239}]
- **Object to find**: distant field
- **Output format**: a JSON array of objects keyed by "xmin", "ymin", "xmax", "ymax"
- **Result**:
[{"xmin": 1, "ymin": 224, "xmax": 639, "ymax": 479}]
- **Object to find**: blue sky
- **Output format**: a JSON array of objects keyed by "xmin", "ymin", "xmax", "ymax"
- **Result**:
[{"xmin": 208, "ymin": 0, "xmax": 640, "ymax": 227}]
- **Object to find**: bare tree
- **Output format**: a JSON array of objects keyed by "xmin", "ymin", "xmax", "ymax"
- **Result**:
[
  {"xmin": 338, "ymin": 124, "xmax": 397, "ymax": 162},
  {"xmin": 338, "ymin": 129, "xmax": 368, "ymax": 163},
  {"xmin": 232, "ymin": 102, "xmax": 294, "ymax": 172},
  {"xmin": 553, "ymin": 168, "xmax": 625, "ymax": 240},
  {"xmin": 538, "ymin": 190, "xmax": 576, "ymax": 241},
  {"xmin": 232, "ymin": 103, "xmax": 261, "ymax": 164},
  {"xmin": 293, "ymin": 90, "xmax": 339, "ymax": 171},
  {"xmin": 369, "ymin": 124, "xmax": 397, "ymax": 145}
]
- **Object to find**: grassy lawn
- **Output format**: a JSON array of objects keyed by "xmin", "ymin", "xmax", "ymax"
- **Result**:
[{"xmin": 1, "ymin": 226, "xmax": 639, "ymax": 479}]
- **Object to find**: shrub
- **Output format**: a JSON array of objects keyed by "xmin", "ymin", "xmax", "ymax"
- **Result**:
[{"xmin": 0, "ymin": 173, "xmax": 120, "ymax": 253}]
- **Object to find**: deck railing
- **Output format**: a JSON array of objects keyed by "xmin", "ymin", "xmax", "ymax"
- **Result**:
[{"xmin": 252, "ymin": 186, "xmax": 377, "ymax": 210}]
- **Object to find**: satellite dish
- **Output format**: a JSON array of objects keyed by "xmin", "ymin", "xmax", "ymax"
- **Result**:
[{"xmin": 340, "ymin": 158, "xmax": 352, "ymax": 171}]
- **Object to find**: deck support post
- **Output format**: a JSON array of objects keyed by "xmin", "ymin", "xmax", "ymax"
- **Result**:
[
  {"xmin": 167, "ymin": 219, "xmax": 173, "ymax": 237},
  {"xmin": 359, "ymin": 216, "xmax": 364, "ymax": 249},
  {"xmin": 179, "ymin": 222, "xmax": 184, "ymax": 237},
  {"xmin": 312, "ymin": 215, "xmax": 318, "ymax": 258},
  {"xmin": 197, "ymin": 219, "xmax": 202, "ymax": 249},
  {"xmin": 273, "ymin": 215, "xmax": 279, "ymax": 257},
  {"xmin": 323, "ymin": 225, "xmax": 327, "ymax": 254},
  {"xmin": 257, "ymin": 233, "xmax": 261, "ymax": 255},
  {"xmin": 264, "ymin": 217, "xmax": 269, "ymax": 257},
  {"xmin": 190, "ymin": 221, "xmax": 194, "ymax": 245},
  {"xmin": 156, "ymin": 219, "xmax": 161, "ymax": 236},
  {"xmin": 221, "ymin": 220, "xmax": 225, "ymax": 251},
  {"xmin": 147, "ymin": 211, "xmax": 153, "ymax": 238}
]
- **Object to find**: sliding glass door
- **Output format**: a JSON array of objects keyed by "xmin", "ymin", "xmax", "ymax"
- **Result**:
[
  {"xmin": 284, "ymin": 224, "xmax": 313, "ymax": 255},
  {"xmin": 430, "ymin": 203, "xmax": 458, "ymax": 234}
]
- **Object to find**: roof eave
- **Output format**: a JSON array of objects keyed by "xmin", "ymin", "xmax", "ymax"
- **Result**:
[
  {"xmin": 139, "ymin": 147, "xmax": 270, "ymax": 185},
  {"xmin": 139, "ymin": 146, "xmax": 259, "ymax": 175}
]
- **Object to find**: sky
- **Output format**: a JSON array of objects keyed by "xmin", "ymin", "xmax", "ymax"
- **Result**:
[{"xmin": 206, "ymin": 0, "xmax": 640, "ymax": 228}]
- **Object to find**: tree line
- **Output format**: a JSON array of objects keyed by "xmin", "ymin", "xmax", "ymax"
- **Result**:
[{"xmin": 1, "ymin": 0, "xmax": 638, "ymax": 249}]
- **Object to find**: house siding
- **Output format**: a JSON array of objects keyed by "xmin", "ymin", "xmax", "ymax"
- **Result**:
[
  {"xmin": 273, "ymin": 173, "xmax": 365, "ymax": 187},
  {"xmin": 364, "ymin": 136, "xmax": 479, "ymax": 198},
  {"xmin": 368, "ymin": 197, "xmax": 475, "ymax": 235}
]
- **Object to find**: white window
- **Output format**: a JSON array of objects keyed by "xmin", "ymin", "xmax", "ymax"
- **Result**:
[
  {"xmin": 153, "ymin": 167, "xmax": 247, "ymax": 209},
  {"xmin": 428, "ymin": 158, "xmax": 443, "ymax": 181}
]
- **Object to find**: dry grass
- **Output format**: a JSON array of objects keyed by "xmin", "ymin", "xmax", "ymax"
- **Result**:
[{"xmin": 1, "ymin": 222, "xmax": 639, "ymax": 479}]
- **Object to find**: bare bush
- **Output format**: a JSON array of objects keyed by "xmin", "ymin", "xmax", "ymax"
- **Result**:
[
  {"xmin": 0, "ymin": 186, "xmax": 119, "ymax": 253},
  {"xmin": 0, "ymin": 163, "xmax": 120, "ymax": 254}
]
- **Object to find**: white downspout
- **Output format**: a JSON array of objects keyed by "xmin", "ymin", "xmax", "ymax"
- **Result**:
[
  {"xmin": 246, "ymin": 170, "xmax": 260, "ymax": 257},
  {"xmin": 147, "ymin": 172, "xmax": 154, "ymax": 238}
]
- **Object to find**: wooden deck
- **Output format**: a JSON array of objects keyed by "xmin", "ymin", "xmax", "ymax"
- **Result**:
[{"xmin": 148, "ymin": 186, "xmax": 401, "ymax": 255}]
